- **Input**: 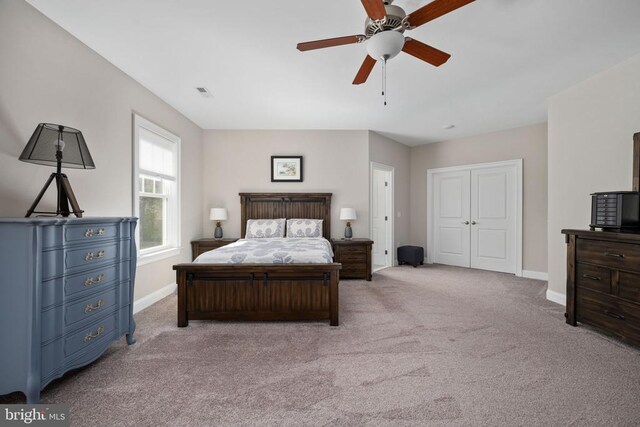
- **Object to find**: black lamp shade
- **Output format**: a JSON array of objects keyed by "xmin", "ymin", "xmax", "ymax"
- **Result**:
[{"xmin": 19, "ymin": 123, "xmax": 95, "ymax": 169}]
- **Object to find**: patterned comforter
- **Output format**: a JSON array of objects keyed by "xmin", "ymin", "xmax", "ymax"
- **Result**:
[{"xmin": 194, "ymin": 238, "xmax": 334, "ymax": 264}]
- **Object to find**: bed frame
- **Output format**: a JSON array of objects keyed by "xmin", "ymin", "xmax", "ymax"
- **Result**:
[{"xmin": 173, "ymin": 193, "xmax": 341, "ymax": 326}]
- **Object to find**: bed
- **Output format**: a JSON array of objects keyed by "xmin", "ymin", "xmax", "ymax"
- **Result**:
[{"xmin": 173, "ymin": 193, "xmax": 341, "ymax": 326}]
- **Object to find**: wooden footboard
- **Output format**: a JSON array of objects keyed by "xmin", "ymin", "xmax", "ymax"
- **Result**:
[{"xmin": 173, "ymin": 263, "xmax": 341, "ymax": 326}]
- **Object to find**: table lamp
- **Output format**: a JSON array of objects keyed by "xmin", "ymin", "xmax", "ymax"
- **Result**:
[
  {"xmin": 19, "ymin": 123, "xmax": 95, "ymax": 217},
  {"xmin": 339, "ymin": 208, "xmax": 357, "ymax": 240},
  {"xmin": 210, "ymin": 208, "xmax": 228, "ymax": 239}
]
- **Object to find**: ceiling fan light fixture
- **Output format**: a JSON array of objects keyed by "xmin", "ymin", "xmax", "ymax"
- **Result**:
[{"xmin": 366, "ymin": 30, "xmax": 405, "ymax": 61}]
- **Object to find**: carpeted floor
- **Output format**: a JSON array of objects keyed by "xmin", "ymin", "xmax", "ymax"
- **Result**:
[{"xmin": 3, "ymin": 265, "xmax": 640, "ymax": 426}]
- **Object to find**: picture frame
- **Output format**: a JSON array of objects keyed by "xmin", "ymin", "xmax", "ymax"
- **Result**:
[{"xmin": 271, "ymin": 156, "xmax": 303, "ymax": 182}]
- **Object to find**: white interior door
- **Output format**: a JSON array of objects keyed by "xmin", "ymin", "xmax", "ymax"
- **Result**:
[
  {"xmin": 470, "ymin": 166, "xmax": 517, "ymax": 273},
  {"xmin": 433, "ymin": 170, "xmax": 471, "ymax": 268},
  {"xmin": 371, "ymin": 168, "xmax": 390, "ymax": 267}
]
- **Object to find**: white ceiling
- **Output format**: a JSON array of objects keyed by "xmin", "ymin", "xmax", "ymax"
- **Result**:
[{"xmin": 26, "ymin": 0, "xmax": 640, "ymax": 146}]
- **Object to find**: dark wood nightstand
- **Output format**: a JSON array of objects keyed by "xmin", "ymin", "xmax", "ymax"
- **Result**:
[
  {"xmin": 191, "ymin": 238, "xmax": 239, "ymax": 260},
  {"xmin": 331, "ymin": 238, "xmax": 373, "ymax": 281}
]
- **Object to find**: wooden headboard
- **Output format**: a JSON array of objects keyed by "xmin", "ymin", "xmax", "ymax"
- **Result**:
[{"xmin": 239, "ymin": 193, "xmax": 332, "ymax": 239}]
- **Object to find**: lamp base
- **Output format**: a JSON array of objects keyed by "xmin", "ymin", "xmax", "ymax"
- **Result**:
[
  {"xmin": 25, "ymin": 172, "xmax": 84, "ymax": 218},
  {"xmin": 344, "ymin": 224, "xmax": 353, "ymax": 240},
  {"xmin": 214, "ymin": 225, "xmax": 223, "ymax": 239}
]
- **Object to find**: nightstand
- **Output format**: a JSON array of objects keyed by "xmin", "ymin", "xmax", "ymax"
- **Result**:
[
  {"xmin": 191, "ymin": 238, "xmax": 239, "ymax": 260},
  {"xmin": 331, "ymin": 238, "xmax": 373, "ymax": 281}
]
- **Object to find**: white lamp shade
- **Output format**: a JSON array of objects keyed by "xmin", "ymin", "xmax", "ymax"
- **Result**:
[
  {"xmin": 340, "ymin": 208, "xmax": 357, "ymax": 221},
  {"xmin": 209, "ymin": 208, "xmax": 228, "ymax": 221},
  {"xmin": 366, "ymin": 31, "xmax": 405, "ymax": 61}
]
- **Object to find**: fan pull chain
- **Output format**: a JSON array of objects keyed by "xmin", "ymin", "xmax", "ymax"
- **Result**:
[{"xmin": 382, "ymin": 58, "xmax": 387, "ymax": 106}]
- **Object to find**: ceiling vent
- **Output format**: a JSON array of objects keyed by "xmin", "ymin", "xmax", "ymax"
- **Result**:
[{"xmin": 195, "ymin": 87, "xmax": 212, "ymax": 98}]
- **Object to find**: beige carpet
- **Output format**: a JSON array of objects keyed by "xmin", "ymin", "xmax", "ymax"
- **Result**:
[{"xmin": 3, "ymin": 265, "xmax": 640, "ymax": 426}]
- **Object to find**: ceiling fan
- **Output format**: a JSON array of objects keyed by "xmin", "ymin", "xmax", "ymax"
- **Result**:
[{"xmin": 297, "ymin": 0, "xmax": 476, "ymax": 98}]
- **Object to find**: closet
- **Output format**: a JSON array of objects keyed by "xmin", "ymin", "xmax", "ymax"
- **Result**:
[{"xmin": 427, "ymin": 160, "xmax": 522, "ymax": 275}]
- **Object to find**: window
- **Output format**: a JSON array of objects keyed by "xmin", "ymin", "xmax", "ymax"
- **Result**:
[{"xmin": 133, "ymin": 114, "xmax": 180, "ymax": 263}]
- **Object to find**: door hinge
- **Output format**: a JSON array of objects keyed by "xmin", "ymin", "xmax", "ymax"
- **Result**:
[
  {"xmin": 385, "ymin": 216, "xmax": 388, "ymax": 221},
  {"xmin": 385, "ymin": 181, "xmax": 388, "ymax": 187},
  {"xmin": 385, "ymin": 250, "xmax": 388, "ymax": 255}
]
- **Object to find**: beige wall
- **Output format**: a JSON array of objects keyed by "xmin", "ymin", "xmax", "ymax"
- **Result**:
[
  {"xmin": 202, "ymin": 130, "xmax": 370, "ymax": 239},
  {"xmin": 409, "ymin": 123, "xmax": 548, "ymax": 273},
  {"xmin": 547, "ymin": 53, "xmax": 640, "ymax": 297},
  {"xmin": 368, "ymin": 131, "xmax": 411, "ymax": 255},
  {"xmin": 0, "ymin": 1, "xmax": 203, "ymax": 302}
]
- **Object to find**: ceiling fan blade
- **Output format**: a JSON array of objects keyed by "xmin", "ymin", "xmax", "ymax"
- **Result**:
[
  {"xmin": 402, "ymin": 38, "xmax": 451, "ymax": 66},
  {"xmin": 353, "ymin": 55, "xmax": 377, "ymax": 85},
  {"xmin": 361, "ymin": 0, "xmax": 387, "ymax": 20},
  {"xmin": 407, "ymin": 0, "xmax": 475, "ymax": 28},
  {"xmin": 297, "ymin": 35, "xmax": 365, "ymax": 51}
]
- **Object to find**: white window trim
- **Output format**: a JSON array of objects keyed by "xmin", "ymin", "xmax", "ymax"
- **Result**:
[{"xmin": 132, "ymin": 113, "xmax": 181, "ymax": 265}]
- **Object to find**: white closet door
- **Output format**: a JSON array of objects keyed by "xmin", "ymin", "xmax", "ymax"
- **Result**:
[
  {"xmin": 433, "ymin": 170, "xmax": 471, "ymax": 267},
  {"xmin": 470, "ymin": 165, "xmax": 517, "ymax": 273}
]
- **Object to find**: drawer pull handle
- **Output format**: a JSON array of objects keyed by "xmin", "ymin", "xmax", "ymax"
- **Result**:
[
  {"xmin": 85, "ymin": 299, "xmax": 104, "ymax": 313},
  {"xmin": 604, "ymin": 310, "xmax": 625, "ymax": 320},
  {"xmin": 85, "ymin": 274, "xmax": 105, "ymax": 286},
  {"xmin": 582, "ymin": 274, "xmax": 602, "ymax": 281},
  {"xmin": 84, "ymin": 326, "xmax": 105, "ymax": 342},
  {"xmin": 85, "ymin": 228, "xmax": 106, "ymax": 237},
  {"xmin": 604, "ymin": 252, "xmax": 624, "ymax": 259},
  {"xmin": 84, "ymin": 250, "xmax": 106, "ymax": 261}
]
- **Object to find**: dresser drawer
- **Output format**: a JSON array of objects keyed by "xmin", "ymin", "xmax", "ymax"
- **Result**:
[
  {"xmin": 338, "ymin": 245, "xmax": 366, "ymax": 255},
  {"xmin": 338, "ymin": 251, "xmax": 367, "ymax": 262},
  {"xmin": 64, "ymin": 223, "xmax": 119, "ymax": 244},
  {"xmin": 65, "ymin": 264, "xmax": 120, "ymax": 298},
  {"xmin": 65, "ymin": 288, "xmax": 118, "ymax": 326},
  {"xmin": 41, "ymin": 315, "xmax": 119, "ymax": 377},
  {"xmin": 41, "ymin": 287, "xmax": 119, "ymax": 343},
  {"xmin": 577, "ymin": 288, "xmax": 640, "ymax": 344},
  {"xmin": 65, "ymin": 242, "xmax": 118, "ymax": 270},
  {"xmin": 576, "ymin": 239, "xmax": 640, "ymax": 271},
  {"xmin": 576, "ymin": 263, "xmax": 611, "ymax": 294},
  {"xmin": 576, "ymin": 288, "xmax": 626, "ymax": 336},
  {"xmin": 42, "ymin": 242, "xmax": 120, "ymax": 279},
  {"xmin": 41, "ymin": 262, "xmax": 129, "ymax": 308},
  {"xmin": 618, "ymin": 271, "xmax": 640, "ymax": 305},
  {"xmin": 64, "ymin": 315, "xmax": 117, "ymax": 357},
  {"xmin": 340, "ymin": 263, "xmax": 367, "ymax": 279},
  {"xmin": 41, "ymin": 223, "xmax": 119, "ymax": 249},
  {"xmin": 41, "ymin": 331, "xmax": 116, "ymax": 384}
]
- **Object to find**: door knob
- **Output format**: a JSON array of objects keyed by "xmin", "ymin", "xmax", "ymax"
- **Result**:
[
  {"xmin": 471, "ymin": 221, "xmax": 477, "ymax": 225},
  {"xmin": 462, "ymin": 221, "xmax": 470, "ymax": 225}
]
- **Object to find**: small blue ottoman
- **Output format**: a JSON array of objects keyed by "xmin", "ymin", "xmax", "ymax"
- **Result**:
[{"xmin": 397, "ymin": 246, "xmax": 424, "ymax": 268}]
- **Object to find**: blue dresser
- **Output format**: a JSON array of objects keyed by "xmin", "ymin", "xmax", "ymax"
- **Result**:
[{"xmin": 0, "ymin": 217, "xmax": 137, "ymax": 403}]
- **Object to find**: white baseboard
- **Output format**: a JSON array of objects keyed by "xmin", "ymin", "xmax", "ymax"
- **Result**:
[
  {"xmin": 522, "ymin": 270, "xmax": 548, "ymax": 281},
  {"xmin": 546, "ymin": 289, "xmax": 566, "ymax": 306},
  {"xmin": 133, "ymin": 282, "xmax": 177, "ymax": 314}
]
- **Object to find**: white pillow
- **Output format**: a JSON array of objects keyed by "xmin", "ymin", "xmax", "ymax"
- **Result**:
[
  {"xmin": 286, "ymin": 219, "xmax": 323, "ymax": 238},
  {"xmin": 245, "ymin": 219, "xmax": 285, "ymax": 238}
]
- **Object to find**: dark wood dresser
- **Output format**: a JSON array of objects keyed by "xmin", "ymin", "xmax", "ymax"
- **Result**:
[
  {"xmin": 562, "ymin": 229, "xmax": 640, "ymax": 346},
  {"xmin": 191, "ymin": 238, "xmax": 238, "ymax": 260},
  {"xmin": 331, "ymin": 238, "xmax": 373, "ymax": 281}
]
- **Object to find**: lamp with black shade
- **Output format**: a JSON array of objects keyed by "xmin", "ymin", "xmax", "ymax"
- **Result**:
[{"xmin": 19, "ymin": 123, "xmax": 95, "ymax": 217}]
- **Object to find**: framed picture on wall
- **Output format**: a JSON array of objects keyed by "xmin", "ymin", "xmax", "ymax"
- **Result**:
[{"xmin": 271, "ymin": 156, "xmax": 303, "ymax": 182}]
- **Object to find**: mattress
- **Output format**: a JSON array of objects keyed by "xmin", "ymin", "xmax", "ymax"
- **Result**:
[{"xmin": 194, "ymin": 237, "xmax": 334, "ymax": 264}]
